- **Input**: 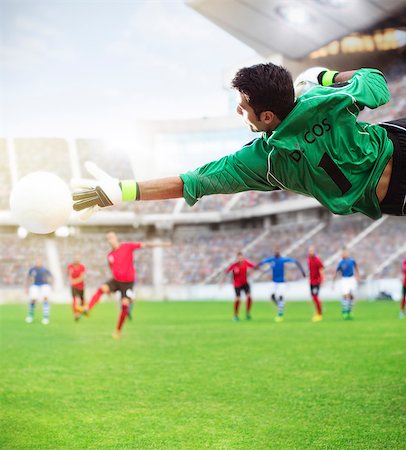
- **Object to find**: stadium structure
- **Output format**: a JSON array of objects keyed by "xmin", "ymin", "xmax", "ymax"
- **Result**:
[{"xmin": 1, "ymin": 1, "xmax": 405, "ymax": 303}]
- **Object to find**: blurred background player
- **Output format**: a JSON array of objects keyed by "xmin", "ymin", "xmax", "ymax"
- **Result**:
[
  {"xmin": 25, "ymin": 258, "xmax": 53, "ymax": 325},
  {"xmin": 257, "ymin": 250, "xmax": 305, "ymax": 322},
  {"xmin": 221, "ymin": 252, "xmax": 257, "ymax": 321},
  {"xmin": 333, "ymin": 248, "xmax": 360, "ymax": 320},
  {"xmin": 400, "ymin": 258, "xmax": 406, "ymax": 319},
  {"xmin": 307, "ymin": 246, "xmax": 325, "ymax": 322},
  {"xmin": 67, "ymin": 255, "xmax": 86, "ymax": 321},
  {"xmin": 81, "ymin": 231, "xmax": 170, "ymax": 339}
]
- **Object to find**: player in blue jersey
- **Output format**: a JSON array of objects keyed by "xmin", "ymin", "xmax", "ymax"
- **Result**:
[
  {"xmin": 333, "ymin": 248, "xmax": 360, "ymax": 320},
  {"xmin": 25, "ymin": 258, "xmax": 53, "ymax": 325},
  {"xmin": 257, "ymin": 250, "xmax": 306, "ymax": 322}
]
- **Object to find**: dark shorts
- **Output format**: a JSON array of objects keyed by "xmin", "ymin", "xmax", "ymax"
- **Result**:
[
  {"xmin": 310, "ymin": 284, "xmax": 320, "ymax": 296},
  {"xmin": 235, "ymin": 283, "xmax": 250, "ymax": 297},
  {"xmin": 379, "ymin": 118, "xmax": 406, "ymax": 216},
  {"xmin": 106, "ymin": 278, "xmax": 134, "ymax": 300},
  {"xmin": 71, "ymin": 287, "xmax": 84, "ymax": 300},
  {"xmin": 403, "ymin": 284, "xmax": 406, "ymax": 297}
]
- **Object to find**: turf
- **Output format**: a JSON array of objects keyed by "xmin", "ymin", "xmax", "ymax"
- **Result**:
[{"xmin": 0, "ymin": 300, "xmax": 405, "ymax": 449}]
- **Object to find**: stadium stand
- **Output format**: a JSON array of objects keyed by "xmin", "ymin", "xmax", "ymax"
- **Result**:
[
  {"xmin": 0, "ymin": 234, "xmax": 47, "ymax": 287},
  {"xmin": 14, "ymin": 138, "xmax": 72, "ymax": 182},
  {"xmin": 0, "ymin": 139, "xmax": 12, "ymax": 210}
]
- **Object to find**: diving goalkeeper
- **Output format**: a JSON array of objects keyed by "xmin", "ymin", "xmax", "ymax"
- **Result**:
[{"xmin": 72, "ymin": 63, "xmax": 405, "ymax": 220}]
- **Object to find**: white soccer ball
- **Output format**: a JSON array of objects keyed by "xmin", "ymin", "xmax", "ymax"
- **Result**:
[
  {"xmin": 293, "ymin": 66, "xmax": 328, "ymax": 98},
  {"xmin": 10, "ymin": 171, "xmax": 72, "ymax": 234}
]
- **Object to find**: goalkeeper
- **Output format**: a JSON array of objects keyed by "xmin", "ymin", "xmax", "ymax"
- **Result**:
[{"xmin": 72, "ymin": 63, "xmax": 405, "ymax": 220}]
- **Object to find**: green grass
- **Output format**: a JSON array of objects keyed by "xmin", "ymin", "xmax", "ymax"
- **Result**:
[{"xmin": 1, "ymin": 300, "xmax": 405, "ymax": 449}]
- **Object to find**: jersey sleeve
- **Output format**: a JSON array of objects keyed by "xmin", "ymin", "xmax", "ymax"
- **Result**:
[
  {"xmin": 226, "ymin": 263, "xmax": 234, "ymax": 273},
  {"xmin": 129, "ymin": 242, "xmax": 142, "ymax": 251},
  {"xmin": 180, "ymin": 139, "xmax": 278, "ymax": 206},
  {"xmin": 258, "ymin": 257, "xmax": 273, "ymax": 267},
  {"xmin": 339, "ymin": 68, "xmax": 390, "ymax": 111},
  {"xmin": 246, "ymin": 260, "xmax": 257, "ymax": 268}
]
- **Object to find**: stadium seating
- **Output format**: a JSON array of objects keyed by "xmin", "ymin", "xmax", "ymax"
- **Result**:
[{"xmin": 0, "ymin": 139, "xmax": 12, "ymax": 210}]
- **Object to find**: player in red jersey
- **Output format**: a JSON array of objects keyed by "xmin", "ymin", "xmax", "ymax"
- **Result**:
[
  {"xmin": 81, "ymin": 231, "xmax": 170, "ymax": 338},
  {"xmin": 67, "ymin": 256, "xmax": 86, "ymax": 321},
  {"xmin": 401, "ymin": 258, "xmax": 406, "ymax": 319},
  {"xmin": 222, "ymin": 252, "xmax": 257, "ymax": 321},
  {"xmin": 307, "ymin": 246, "xmax": 325, "ymax": 322}
]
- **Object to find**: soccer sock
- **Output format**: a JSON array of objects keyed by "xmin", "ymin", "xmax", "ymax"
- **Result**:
[
  {"xmin": 246, "ymin": 295, "xmax": 252, "ymax": 314},
  {"xmin": 117, "ymin": 304, "xmax": 129, "ymax": 331},
  {"xmin": 234, "ymin": 299, "xmax": 241, "ymax": 316},
  {"xmin": 128, "ymin": 301, "xmax": 134, "ymax": 317},
  {"xmin": 348, "ymin": 300, "xmax": 353, "ymax": 313},
  {"xmin": 341, "ymin": 298, "xmax": 347, "ymax": 314},
  {"xmin": 277, "ymin": 297, "xmax": 285, "ymax": 316},
  {"xmin": 401, "ymin": 294, "xmax": 406, "ymax": 312},
  {"xmin": 43, "ymin": 301, "xmax": 50, "ymax": 320},
  {"xmin": 72, "ymin": 296, "xmax": 77, "ymax": 313},
  {"xmin": 88, "ymin": 288, "xmax": 103, "ymax": 311},
  {"xmin": 312, "ymin": 294, "xmax": 322, "ymax": 315},
  {"xmin": 28, "ymin": 301, "xmax": 35, "ymax": 318}
]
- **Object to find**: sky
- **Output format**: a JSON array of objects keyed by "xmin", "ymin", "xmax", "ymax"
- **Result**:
[{"xmin": 0, "ymin": 0, "xmax": 259, "ymax": 138}]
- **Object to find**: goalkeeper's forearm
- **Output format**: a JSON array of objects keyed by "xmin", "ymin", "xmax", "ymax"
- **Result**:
[{"xmin": 138, "ymin": 176, "xmax": 184, "ymax": 200}]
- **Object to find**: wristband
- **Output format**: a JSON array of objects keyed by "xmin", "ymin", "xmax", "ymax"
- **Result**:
[
  {"xmin": 321, "ymin": 70, "xmax": 339, "ymax": 86},
  {"xmin": 120, "ymin": 180, "xmax": 138, "ymax": 201}
]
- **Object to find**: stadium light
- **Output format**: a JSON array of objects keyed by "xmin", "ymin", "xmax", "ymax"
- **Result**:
[
  {"xmin": 276, "ymin": 5, "xmax": 312, "ymax": 25},
  {"xmin": 17, "ymin": 226, "xmax": 28, "ymax": 239}
]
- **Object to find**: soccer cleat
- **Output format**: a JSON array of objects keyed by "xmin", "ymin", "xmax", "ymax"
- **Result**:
[
  {"xmin": 312, "ymin": 314, "xmax": 323, "ymax": 322},
  {"xmin": 232, "ymin": 315, "xmax": 240, "ymax": 322},
  {"xmin": 41, "ymin": 318, "xmax": 49, "ymax": 325},
  {"xmin": 245, "ymin": 314, "xmax": 252, "ymax": 320},
  {"xmin": 274, "ymin": 315, "xmax": 284, "ymax": 323},
  {"xmin": 112, "ymin": 330, "xmax": 121, "ymax": 339},
  {"xmin": 400, "ymin": 311, "xmax": 405, "ymax": 319},
  {"xmin": 25, "ymin": 316, "xmax": 33, "ymax": 324}
]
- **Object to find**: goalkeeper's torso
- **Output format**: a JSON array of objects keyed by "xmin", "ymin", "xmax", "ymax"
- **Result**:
[{"xmin": 264, "ymin": 84, "xmax": 394, "ymax": 219}]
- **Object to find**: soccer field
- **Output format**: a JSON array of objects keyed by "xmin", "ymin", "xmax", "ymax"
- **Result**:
[{"xmin": 1, "ymin": 301, "xmax": 405, "ymax": 449}]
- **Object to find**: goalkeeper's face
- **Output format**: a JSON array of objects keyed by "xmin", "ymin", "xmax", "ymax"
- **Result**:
[{"xmin": 236, "ymin": 92, "xmax": 274, "ymax": 133}]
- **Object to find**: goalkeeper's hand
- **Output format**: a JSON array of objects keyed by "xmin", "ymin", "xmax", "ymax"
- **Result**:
[
  {"xmin": 293, "ymin": 66, "xmax": 339, "ymax": 98},
  {"xmin": 71, "ymin": 162, "xmax": 137, "ymax": 219}
]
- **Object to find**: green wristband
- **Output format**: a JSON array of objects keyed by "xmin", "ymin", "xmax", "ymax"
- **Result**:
[
  {"xmin": 321, "ymin": 70, "xmax": 339, "ymax": 86},
  {"xmin": 120, "ymin": 180, "xmax": 138, "ymax": 201}
]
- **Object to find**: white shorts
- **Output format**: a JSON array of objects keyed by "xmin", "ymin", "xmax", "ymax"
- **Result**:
[
  {"xmin": 271, "ymin": 282, "xmax": 286, "ymax": 298},
  {"xmin": 29, "ymin": 284, "xmax": 51, "ymax": 301},
  {"xmin": 340, "ymin": 277, "xmax": 357, "ymax": 296}
]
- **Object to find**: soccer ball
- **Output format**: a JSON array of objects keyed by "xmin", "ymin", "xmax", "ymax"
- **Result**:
[
  {"xmin": 10, "ymin": 171, "xmax": 72, "ymax": 234},
  {"xmin": 293, "ymin": 66, "xmax": 328, "ymax": 98}
]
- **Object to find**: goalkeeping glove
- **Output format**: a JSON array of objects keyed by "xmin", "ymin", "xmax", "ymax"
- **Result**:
[
  {"xmin": 293, "ymin": 66, "xmax": 339, "ymax": 98},
  {"xmin": 71, "ymin": 161, "xmax": 137, "ymax": 219}
]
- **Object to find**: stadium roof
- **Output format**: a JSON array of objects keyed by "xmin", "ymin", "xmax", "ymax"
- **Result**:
[{"xmin": 186, "ymin": 0, "xmax": 406, "ymax": 59}]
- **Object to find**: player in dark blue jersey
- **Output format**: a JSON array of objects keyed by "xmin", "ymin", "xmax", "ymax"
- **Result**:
[
  {"xmin": 258, "ymin": 250, "xmax": 305, "ymax": 322},
  {"xmin": 25, "ymin": 258, "xmax": 53, "ymax": 325},
  {"xmin": 333, "ymin": 248, "xmax": 360, "ymax": 320}
]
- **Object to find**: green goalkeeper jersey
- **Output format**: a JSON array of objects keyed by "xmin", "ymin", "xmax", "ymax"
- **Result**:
[{"xmin": 180, "ymin": 68, "xmax": 394, "ymax": 219}]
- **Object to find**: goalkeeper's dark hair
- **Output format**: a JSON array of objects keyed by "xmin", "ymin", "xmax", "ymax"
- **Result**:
[{"xmin": 231, "ymin": 63, "xmax": 295, "ymax": 121}]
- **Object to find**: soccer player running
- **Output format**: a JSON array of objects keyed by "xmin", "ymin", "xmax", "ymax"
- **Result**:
[
  {"xmin": 25, "ymin": 258, "xmax": 53, "ymax": 325},
  {"xmin": 400, "ymin": 258, "xmax": 406, "ymax": 319},
  {"xmin": 333, "ymin": 248, "xmax": 360, "ymax": 320},
  {"xmin": 257, "ymin": 250, "xmax": 306, "ymax": 322},
  {"xmin": 221, "ymin": 252, "xmax": 257, "ymax": 321},
  {"xmin": 307, "ymin": 246, "xmax": 325, "ymax": 322},
  {"xmin": 72, "ymin": 63, "xmax": 405, "ymax": 221},
  {"xmin": 67, "ymin": 255, "xmax": 86, "ymax": 321},
  {"xmin": 81, "ymin": 232, "xmax": 170, "ymax": 339}
]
